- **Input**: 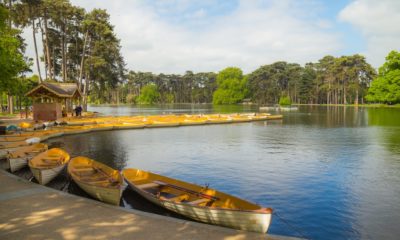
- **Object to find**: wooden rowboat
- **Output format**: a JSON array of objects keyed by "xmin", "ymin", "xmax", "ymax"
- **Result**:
[
  {"xmin": 29, "ymin": 148, "xmax": 70, "ymax": 185},
  {"xmin": 0, "ymin": 140, "xmax": 29, "ymax": 149},
  {"xmin": 113, "ymin": 122, "xmax": 146, "ymax": 130},
  {"xmin": 122, "ymin": 168, "xmax": 273, "ymax": 233},
  {"xmin": 0, "ymin": 158, "xmax": 9, "ymax": 170},
  {"xmin": 0, "ymin": 136, "xmax": 31, "ymax": 142},
  {"xmin": 68, "ymin": 156, "xmax": 123, "ymax": 205},
  {"xmin": 7, "ymin": 143, "xmax": 48, "ymax": 172}
]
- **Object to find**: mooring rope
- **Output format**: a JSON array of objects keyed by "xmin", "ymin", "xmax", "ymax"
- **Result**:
[{"xmin": 273, "ymin": 211, "xmax": 309, "ymax": 239}]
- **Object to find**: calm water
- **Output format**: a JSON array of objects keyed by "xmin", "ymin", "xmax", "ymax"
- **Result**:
[{"xmin": 30, "ymin": 105, "xmax": 400, "ymax": 239}]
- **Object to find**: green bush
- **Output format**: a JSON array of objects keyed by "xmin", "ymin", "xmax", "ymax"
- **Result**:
[
  {"xmin": 279, "ymin": 96, "xmax": 292, "ymax": 106},
  {"xmin": 212, "ymin": 67, "xmax": 248, "ymax": 104},
  {"xmin": 137, "ymin": 85, "xmax": 160, "ymax": 104}
]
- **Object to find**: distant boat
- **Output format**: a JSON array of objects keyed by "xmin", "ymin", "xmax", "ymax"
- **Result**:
[
  {"xmin": 122, "ymin": 168, "xmax": 273, "ymax": 233},
  {"xmin": 260, "ymin": 106, "xmax": 298, "ymax": 111},
  {"xmin": 29, "ymin": 148, "xmax": 70, "ymax": 185},
  {"xmin": 68, "ymin": 156, "xmax": 123, "ymax": 205}
]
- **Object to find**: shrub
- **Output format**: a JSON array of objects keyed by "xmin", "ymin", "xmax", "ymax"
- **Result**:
[{"xmin": 279, "ymin": 96, "xmax": 292, "ymax": 106}]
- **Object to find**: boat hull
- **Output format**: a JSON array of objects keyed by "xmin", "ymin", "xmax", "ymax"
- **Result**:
[
  {"xmin": 68, "ymin": 156, "xmax": 123, "ymax": 206},
  {"xmin": 124, "ymin": 180, "xmax": 272, "ymax": 233},
  {"xmin": 8, "ymin": 157, "xmax": 29, "ymax": 172},
  {"xmin": 0, "ymin": 158, "xmax": 9, "ymax": 170},
  {"xmin": 73, "ymin": 179, "xmax": 122, "ymax": 205},
  {"xmin": 30, "ymin": 164, "xmax": 66, "ymax": 185}
]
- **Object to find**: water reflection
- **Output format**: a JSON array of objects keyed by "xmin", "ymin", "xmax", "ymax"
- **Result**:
[{"xmin": 47, "ymin": 131, "xmax": 129, "ymax": 170}]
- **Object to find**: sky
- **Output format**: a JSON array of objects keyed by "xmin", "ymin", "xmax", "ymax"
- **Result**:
[{"xmin": 23, "ymin": 0, "xmax": 400, "ymax": 75}]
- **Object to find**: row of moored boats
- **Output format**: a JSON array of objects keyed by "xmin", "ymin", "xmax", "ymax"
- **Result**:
[{"xmin": 1, "ymin": 145, "xmax": 272, "ymax": 233}]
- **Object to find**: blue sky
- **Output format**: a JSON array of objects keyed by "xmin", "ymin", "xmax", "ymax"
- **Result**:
[{"xmin": 25, "ymin": 0, "xmax": 400, "ymax": 74}]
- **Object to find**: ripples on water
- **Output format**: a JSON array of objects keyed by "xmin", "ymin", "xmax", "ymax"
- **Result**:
[{"xmin": 16, "ymin": 105, "xmax": 400, "ymax": 239}]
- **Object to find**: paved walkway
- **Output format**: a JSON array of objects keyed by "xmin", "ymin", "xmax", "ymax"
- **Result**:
[{"xmin": 0, "ymin": 170, "xmax": 300, "ymax": 240}]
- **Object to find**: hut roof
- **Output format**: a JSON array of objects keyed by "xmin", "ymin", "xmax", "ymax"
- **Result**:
[{"xmin": 26, "ymin": 82, "xmax": 82, "ymax": 98}]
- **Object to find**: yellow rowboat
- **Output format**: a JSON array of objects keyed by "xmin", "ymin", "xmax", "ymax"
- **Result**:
[
  {"xmin": 145, "ymin": 120, "xmax": 180, "ymax": 128},
  {"xmin": 18, "ymin": 122, "xmax": 34, "ymax": 129},
  {"xmin": 29, "ymin": 148, "xmax": 70, "ymax": 185},
  {"xmin": 179, "ymin": 116, "xmax": 208, "ymax": 126},
  {"xmin": 0, "ymin": 143, "xmax": 45, "ymax": 160},
  {"xmin": 0, "ymin": 140, "xmax": 30, "ymax": 149},
  {"xmin": 7, "ymin": 143, "xmax": 48, "ymax": 172},
  {"xmin": 61, "ymin": 126, "xmax": 92, "ymax": 135},
  {"xmin": 122, "ymin": 168, "xmax": 273, "ymax": 233},
  {"xmin": 179, "ymin": 119, "xmax": 208, "ymax": 126},
  {"xmin": 113, "ymin": 122, "xmax": 146, "ymax": 130},
  {"xmin": 0, "ymin": 158, "xmax": 8, "ymax": 170},
  {"xmin": 68, "ymin": 156, "xmax": 123, "ymax": 205},
  {"xmin": 206, "ymin": 117, "xmax": 233, "ymax": 124},
  {"xmin": 88, "ymin": 123, "xmax": 114, "ymax": 132},
  {"xmin": 265, "ymin": 114, "xmax": 283, "ymax": 120},
  {"xmin": 0, "ymin": 136, "xmax": 32, "ymax": 142},
  {"xmin": 226, "ymin": 114, "xmax": 252, "ymax": 123}
]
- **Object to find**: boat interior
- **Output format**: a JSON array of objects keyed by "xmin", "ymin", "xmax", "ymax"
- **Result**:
[
  {"xmin": 69, "ymin": 157, "xmax": 122, "ymax": 188},
  {"xmin": 30, "ymin": 148, "xmax": 69, "ymax": 168},
  {"xmin": 123, "ymin": 169, "xmax": 263, "ymax": 211}
]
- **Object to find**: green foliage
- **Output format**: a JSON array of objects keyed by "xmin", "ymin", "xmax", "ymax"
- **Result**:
[
  {"xmin": 298, "ymin": 63, "xmax": 317, "ymax": 104},
  {"xmin": 366, "ymin": 70, "xmax": 400, "ymax": 104},
  {"xmin": 212, "ymin": 67, "xmax": 248, "ymax": 104},
  {"xmin": 279, "ymin": 96, "xmax": 292, "ymax": 106},
  {"xmin": 366, "ymin": 51, "xmax": 400, "ymax": 104},
  {"xmin": 165, "ymin": 93, "xmax": 175, "ymax": 103},
  {"xmin": 126, "ymin": 71, "xmax": 216, "ymax": 104},
  {"xmin": 0, "ymin": 5, "xmax": 28, "ymax": 94},
  {"xmin": 15, "ymin": 75, "xmax": 39, "ymax": 107},
  {"xmin": 378, "ymin": 50, "xmax": 400, "ymax": 75},
  {"xmin": 137, "ymin": 84, "xmax": 160, "ymax": 104},
  {"xmin": 247, "ymin": 62, "xmax": 302, "ymax": 104}
]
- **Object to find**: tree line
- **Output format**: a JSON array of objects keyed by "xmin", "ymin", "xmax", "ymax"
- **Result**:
[
  {"xmin": 1, "ymin": 0, "xmax": 399, "ymax": 113},
  {"xmin": 0, "ymin": 0, "xmax": 124, "ymax": 113},
  {"xmin": 120, "ymin": 54, "xmax": 382, "ymax": 106}
]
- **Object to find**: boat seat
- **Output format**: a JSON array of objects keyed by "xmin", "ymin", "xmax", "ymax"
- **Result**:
[
  {"xmin": 42, "ymin": 157, "xmax": 60, "ymax": 161},
  {"xmin": 36, "ymin": 163, "xmax": 59, "ymax": 167},
  {"xmin": 72, "ymin": 169, "xmax": 96, "ymax": 176},
  {"xmin": 73, "ymin": 167, "xmax": 94, "ymax": 172},
  {"xmin": 136, "ymin": 182, "xmax": 161, "ymax": 189},
  {"xmin": 74, "ymin": 165, "xmax": 94, "ymax": 169},
  {"xmin": 85, "ymin": 180, "xmax": 109, "ymax": 184},
  {"xmin": 187, "ymin": 198, "xmax": 211, "ymax": 205},
  {"xmin": 167, "ymin": 194, "xmax": 190, "ymax": 202},
  {"xmin": 80, "ymin": 176, "xmax": 108, "ymax": 182}
]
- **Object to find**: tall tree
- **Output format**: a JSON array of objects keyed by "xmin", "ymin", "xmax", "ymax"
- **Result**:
[
  {"xmin": 13, "ymin": 0, "xmax": 42, "ymax": 82},
  {"xmin": 213, "ymin": 67, "xmax": 247, "ymax": 104},
  {"xmin": 366, "ymin": 51, "xmax": 400, "ymax": 104},
  {"xmin": 83, "ymin": 9, "xmax": 125, "ymax": 106},
  {"xmin": 0, "ymin": 3, "xmax": 29, "ymax": 113}
]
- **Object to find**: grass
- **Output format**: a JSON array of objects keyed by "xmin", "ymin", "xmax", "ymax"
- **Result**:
[
  {"xmin": 0, "ymin": 113, "xmax": 18, "ymax": 117},
  {"xmin": 294, "ymin": 103, "xmax": 400, "ymax": 108}
]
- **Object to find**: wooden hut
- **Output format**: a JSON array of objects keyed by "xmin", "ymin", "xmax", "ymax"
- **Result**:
[{"xmin": 26, "ymin": 82, "xmax": 82, "ymax": 121}]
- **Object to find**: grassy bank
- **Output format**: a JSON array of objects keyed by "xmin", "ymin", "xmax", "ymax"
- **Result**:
[{"xmin": 293, "ymin": 103, "xmax": 400, "ymax": 108}]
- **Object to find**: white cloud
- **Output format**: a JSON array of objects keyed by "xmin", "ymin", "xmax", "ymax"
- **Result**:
[
  {"xmin": 25, "ymin": 0, "xmax": 343, "ymax": 76},
  {"xmin": 339, "ymin": 0, "xmax": 400, "ymax": 67}
]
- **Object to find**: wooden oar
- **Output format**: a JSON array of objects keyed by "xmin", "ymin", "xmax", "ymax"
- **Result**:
[{"xmin": 153, "ymin": 180, "xmax": 219, "ymax": 201}]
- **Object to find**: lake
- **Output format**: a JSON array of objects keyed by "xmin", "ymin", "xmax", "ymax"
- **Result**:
[{"xmin": 39, "ymin": 104, "xmax": 400, "ymax": 239}]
